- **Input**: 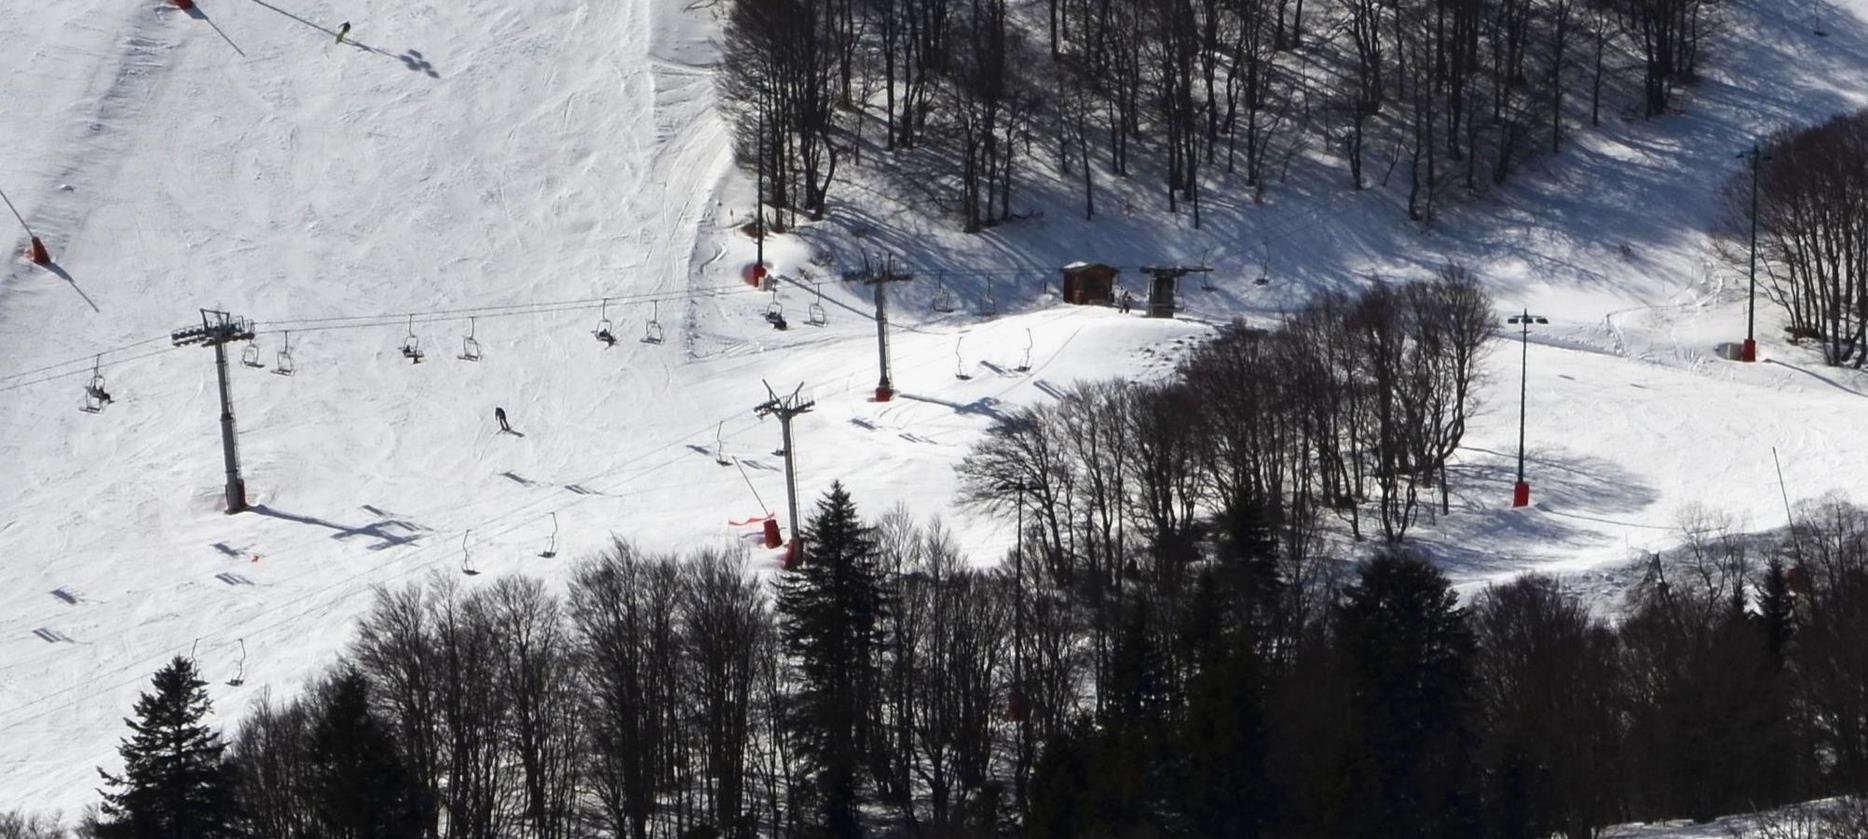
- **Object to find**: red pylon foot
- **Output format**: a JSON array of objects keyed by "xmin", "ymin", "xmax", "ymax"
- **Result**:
[{"xmin": 28, "ymin": 236, "xmax": 49, "ymax": 265}]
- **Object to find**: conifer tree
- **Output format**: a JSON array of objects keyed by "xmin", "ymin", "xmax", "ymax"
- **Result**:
[
  {"xmin": 1333, "ymin": 552, "xmax": 1479, "ymax": 839},
  {"xmin": 95, "ymin": 656, "xmax": 238, "ymax": 839},
  {"xmin": 305, "ymin": 668, "xmax": 424, "ymax": 838},
  {"xmin": 775, "ymin": 482, "xmax": 890, "ymax": 837}
]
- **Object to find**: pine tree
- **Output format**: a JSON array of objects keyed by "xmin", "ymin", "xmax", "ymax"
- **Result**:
[
  {"xmin": 305, "ymin": 668, "xmax": 424, "ymax": 838},
  {"xmin": 1333, "ymin": 552, "xmax": 1479, "ymax": 839},
  {"xmin": 96, "ymin": 656, "xmax": 238, "ymax": 839},
  {"xmin": 775, "ymin": 482, "xmax": 889, "ymax": 837},
  {"xmin": 1178, "ymin": 570, "xmax": 1268, "ymax": 839}
]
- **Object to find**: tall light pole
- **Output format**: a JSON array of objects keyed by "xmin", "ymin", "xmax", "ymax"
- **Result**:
[
  {"xmin": 1507, "ymin": 309, "xmax": 1547, "ymax": 508},
  {"xmin": 1738, "ymin": 143, "xmax": 1770, "ymax": 363},
  {"xmin": 755, "ymin": 109, "xmax": 766, "ymax": 273}
]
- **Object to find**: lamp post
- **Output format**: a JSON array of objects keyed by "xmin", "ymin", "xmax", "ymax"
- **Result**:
[
  {"xmin": 1738, "ymin": 143, "xmax": 1770, "ymax": 362},
  {"xmin": 1507, "ymin": 309, "xmax": 1547, "ymax": 508}
]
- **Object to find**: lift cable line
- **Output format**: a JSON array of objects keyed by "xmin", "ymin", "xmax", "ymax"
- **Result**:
[
  {"xmin": 0, "ymin": 406, "xmax": 787, "ymax": 726},
  {"xmin": 171, "ymin": 309, "xmax": 257, "ymax": 514},
  {"xmin": 0, "ymin": 282, "xmax": 765, "ymax": 393},
  {"xmin": 5, "ymin": 172, "xmax": 1384, "ymax": 389},
  {"xmin": 0, "ymin": 335, "xmax": 176, "ymax": 387}
]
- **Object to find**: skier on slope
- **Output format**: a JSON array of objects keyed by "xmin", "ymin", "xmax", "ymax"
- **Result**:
[
  {"xmin": 336, "ymin": 21, "xmax": 352, "ymax": 44},
  {"xmin": 495, "ymin": 406, "xmax": 512, "ymax": 434}
]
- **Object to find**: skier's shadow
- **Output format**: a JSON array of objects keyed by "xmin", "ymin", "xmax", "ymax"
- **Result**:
[
  {"xmin": 399, "ymin": 49, "xmax": 440, "ymax": 79},
  {"xmin": 241, "ymin": 0, "xmax": 439, "ymax": 76}
]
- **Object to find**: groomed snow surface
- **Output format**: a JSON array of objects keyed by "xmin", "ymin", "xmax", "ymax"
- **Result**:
[{"xmin": 0, "ymin": 0, "xmax": 1865, "ymax": 822}]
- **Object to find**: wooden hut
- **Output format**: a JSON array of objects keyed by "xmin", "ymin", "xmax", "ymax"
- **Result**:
[{"xmin": 1060, "ymin": 262, "xmax": 1118, "ymax": 306}]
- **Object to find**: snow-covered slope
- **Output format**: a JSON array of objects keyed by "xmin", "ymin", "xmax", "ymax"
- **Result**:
[{"xmin": 0, "ymin": 0, "xmax": 1865, "ymax": 818}]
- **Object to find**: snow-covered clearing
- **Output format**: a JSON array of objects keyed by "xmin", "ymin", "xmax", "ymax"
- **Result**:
[{"xmin": 0, "ymin": 0, "xmax": 1865, "ymax": 817}]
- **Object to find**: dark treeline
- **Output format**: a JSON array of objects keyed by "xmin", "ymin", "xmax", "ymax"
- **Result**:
[
  {"xmin": 63, "ymin": 276, "xmax": 1868, "ymax": 838},
  {"xmin": 723, "ymin": 0, "xmax": 1721, "ymax": 228},
  {"xmin": 1742, "ymin": 107, "xmax": 1868, "ymax": 367},
  {"xmin": 70, "ymin": 493, "xmax": 1868, "ymax": 838}
]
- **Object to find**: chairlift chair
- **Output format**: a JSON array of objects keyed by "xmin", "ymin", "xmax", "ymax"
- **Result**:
[
  {"xmin": 273, "ymin": 331, "xmax": 296, "ymax": 376},
  {"xmin": 538, "ymin": 512, "xmax": 559, "ymax": 558},
  {"xmin": 764, "ymin": 287, "xmax": 787, "ymax": 330},
  {"xmin": 400, "ymin": 315, "xmax": 424, "ymax": 363},
  {"xmin": 461, "ymin": 531, "xmax": 480, "ymax": 576},
  {"xmin": 643, "ymin": 301, "xmax": 665, "ymax": 344},
  {"xmin": 226, "ymin": 638, "xmax": 248, "ymax": 687},
  {"xmin": 459, "ymin": 317, "xmax": 482, "ymax": 361},
  {"xmin": 240, "ymin": 337, "xmax": 263, "ymax": 368},
  {"xmin": 806, "ymin": 282, "xmax": 827, "ymax": 326},
  {"xmin": 933, "ymin": 278, "xmax": 956, "ymax": 313},
  {"xmin": 980, "ymin": 279, "xmax": 998, "ymax": 317},
  {"xmin": 80, "ymin": 355, "xmax": 110, "ymax": 414},
  {"xmin": 595, "ymin": 298, "xmax": 617, "ymax": 347}
]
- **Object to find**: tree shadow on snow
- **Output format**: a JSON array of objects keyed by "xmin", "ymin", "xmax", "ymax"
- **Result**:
[{"xmin": 1409, "ymin": 447, "xmax": 1662, "ymax": 579}]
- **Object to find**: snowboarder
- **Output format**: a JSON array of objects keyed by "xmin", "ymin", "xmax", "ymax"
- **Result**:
[
  {"xmin": 1119, "ymin": 290, "xmax": 1133, "ymax": 314},
  {"xmin": 335, "ymin": 21, "xmax": 351, "ymax": 44},
  {"xmin": 495, "ymin": 406, "xmax": 511, "ymax": 433}
]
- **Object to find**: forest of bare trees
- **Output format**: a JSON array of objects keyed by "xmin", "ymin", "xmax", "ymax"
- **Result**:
[
  {"xmin": 722, "ymin": 0, "xmax": 1723, "ymax": 228},
  {"xmin": 63, "ymin": 491, "xmax": 1868, "ymax": 838},
  {"xmin": 1745, "ymin": 107, "xmax": 1868, "ymax": 367}
]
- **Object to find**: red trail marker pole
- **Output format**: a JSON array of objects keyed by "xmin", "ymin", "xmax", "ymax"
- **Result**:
[{"xmin": 0, "ymin": 187, "xmax": 49, "ymax": 265}]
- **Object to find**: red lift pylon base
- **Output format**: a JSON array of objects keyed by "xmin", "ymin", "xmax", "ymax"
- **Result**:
[
  {"xmin": 1741, "ymin": 338, "xmax": 1757, "ymax": 363},
  {"xmin": 1512, "ymin": 481, "xmax": 1531, "ymax": 508},
  {"xmin": 27, "ymin": 236, "xmax": 49, "ymax": 265}
]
